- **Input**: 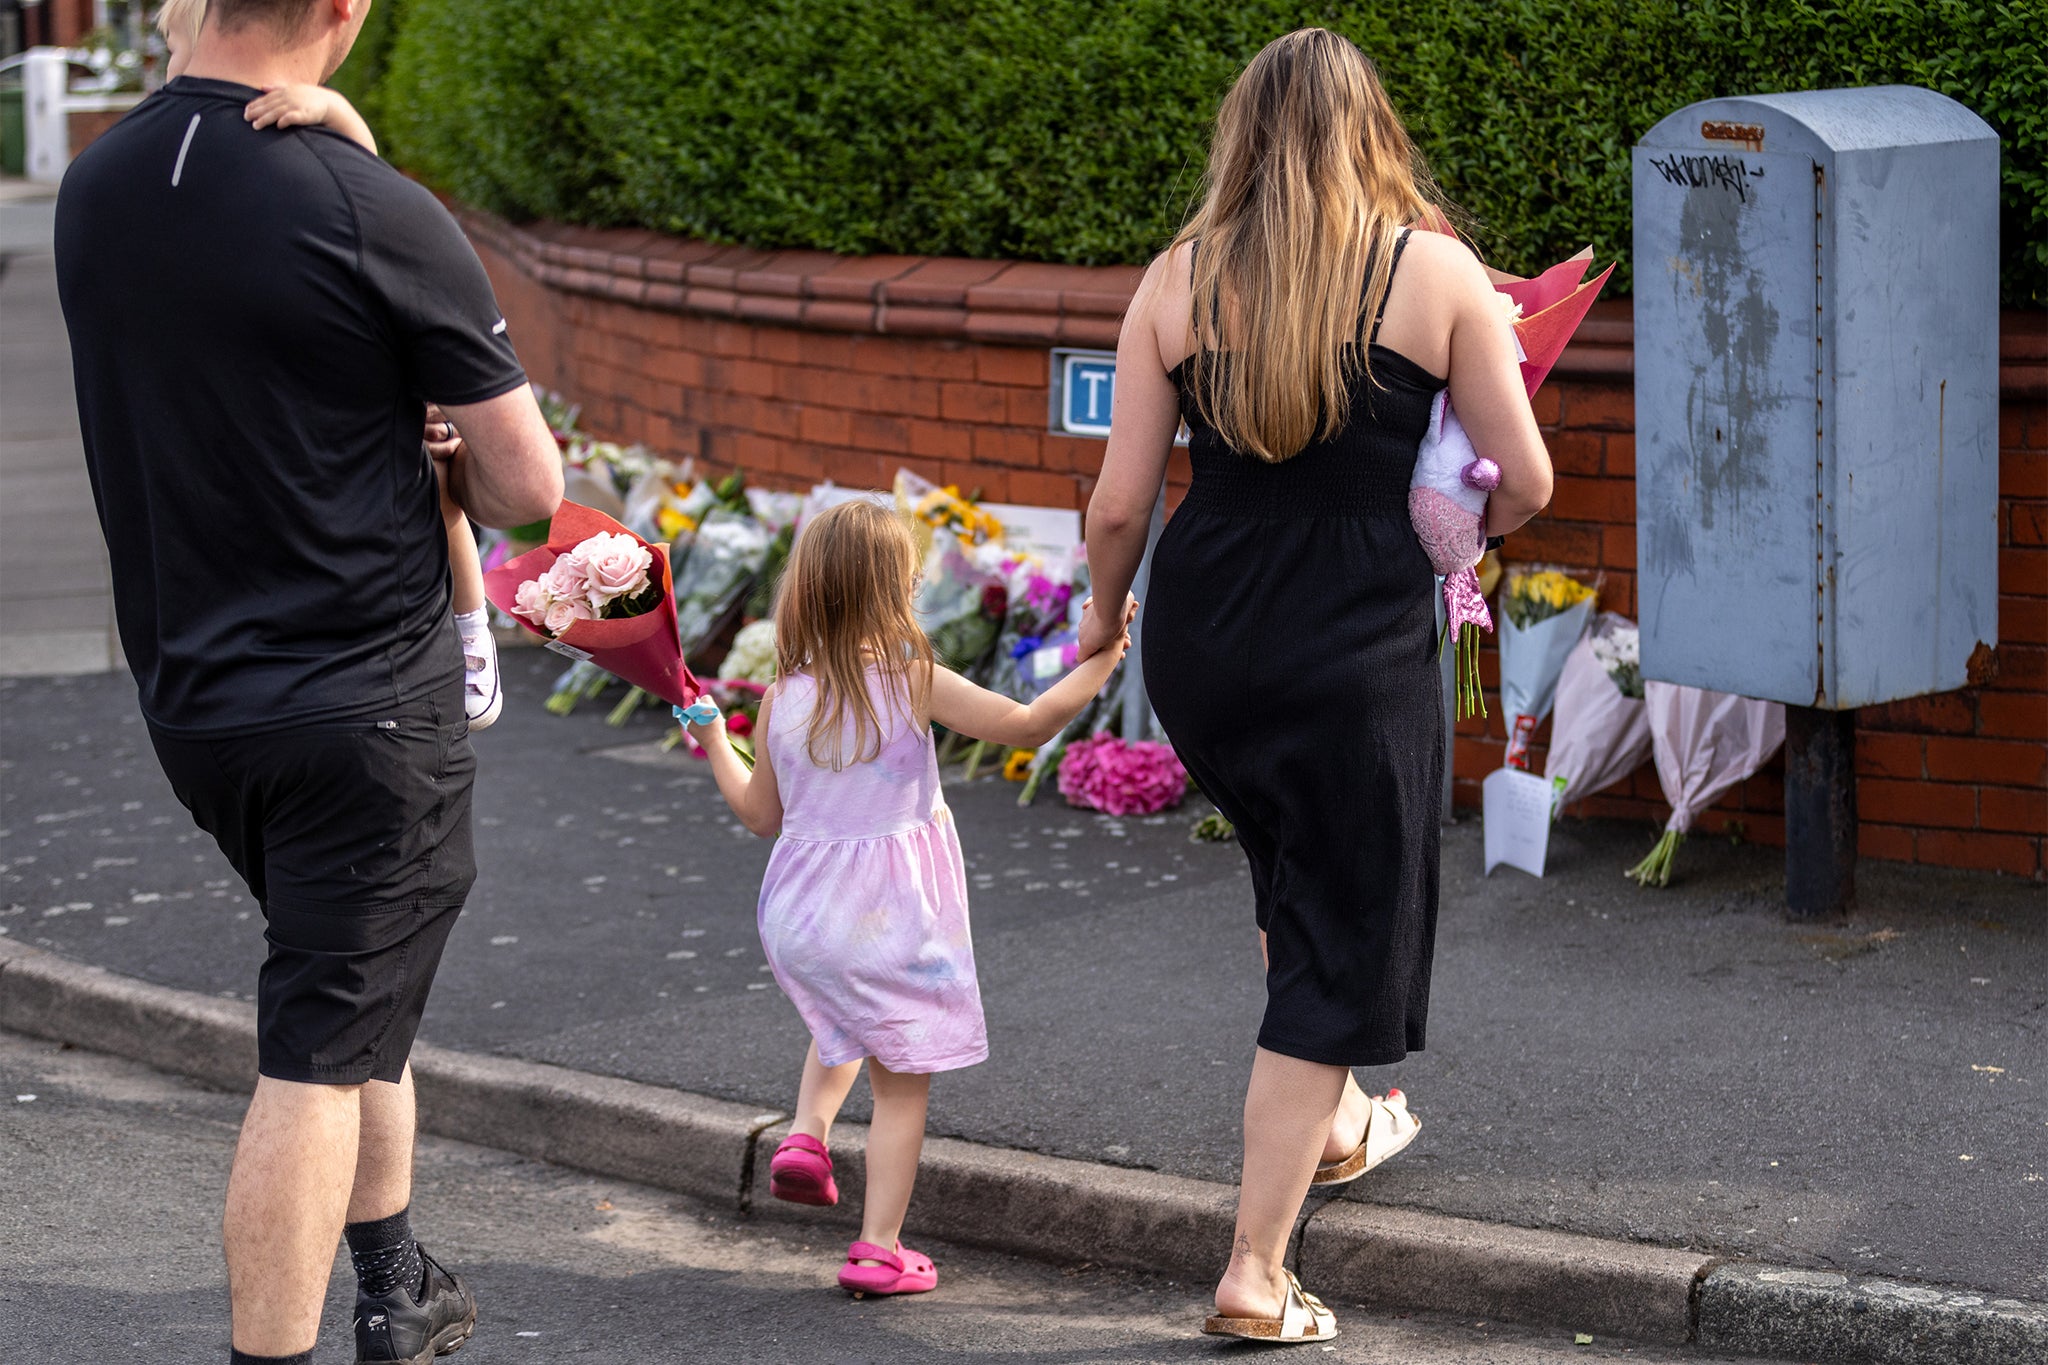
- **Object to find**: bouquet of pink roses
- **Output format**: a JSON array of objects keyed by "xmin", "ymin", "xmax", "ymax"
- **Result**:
[{"xmin": 483, "ymin": 501, "xmax": 704, "ymax": 711}]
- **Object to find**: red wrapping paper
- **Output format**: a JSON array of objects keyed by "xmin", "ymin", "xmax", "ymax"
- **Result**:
[
  {"xmin": 482, "ymin": 500, "xmax": 704, "ymax": 710},
  {"xmin": 1500, "ymin": 249, "xmax": 1616, "ymax": 397},
  {"xmin": 1414, "ymin": 211, "xmax": 1614, "ymax": 396}
]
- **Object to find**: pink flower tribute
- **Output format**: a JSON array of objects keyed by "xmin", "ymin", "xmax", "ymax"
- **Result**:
[
  {"xmin": 483, "ymin": 500, "xmax": 703, "ymax": 711},
  {"xmin": 579, "ymin": 531, "xmax": 655, "ymax": 606},
  {"xmin": 1056, "ymin": 735, "xmax": 1190, "ymax": 816}
]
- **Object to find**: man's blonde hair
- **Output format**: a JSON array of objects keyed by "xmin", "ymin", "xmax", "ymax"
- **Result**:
[{"xmin": 156, "ymin": 0, "xmax": 207, "ymax": 43}]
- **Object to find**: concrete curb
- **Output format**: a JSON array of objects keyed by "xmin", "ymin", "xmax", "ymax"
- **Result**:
[
  {"xmin": 0, "ymin": 936, "xmax": 257, "ymax": 1090},
  {"xmin": 749, "ymin": 1118, "xmax": 1242, "ymax": 1289},
  {"xmin": 409, "ymin": 1044, "xmax": 783, "ymax": 1206},
  {"xmin": 1300, "ymin": 1199, "xmax": 1708, "ymax": 1345},
  {"xmin": 1698, "ymin": 1264, "xmax": 2048, "ymax": 1365},
  {"xmin": 5, "ymin": 938, "xmax": 2043, "ymax": 1361}
]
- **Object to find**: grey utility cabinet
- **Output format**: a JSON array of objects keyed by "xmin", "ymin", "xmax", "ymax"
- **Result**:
[
  {"xmin": 1632, "ymin": 86, "xmax": 2000, "ymax": 917},
  {"xmin": 1633, "ymin": 86, "xmax": 2000, "ymax": 710}
]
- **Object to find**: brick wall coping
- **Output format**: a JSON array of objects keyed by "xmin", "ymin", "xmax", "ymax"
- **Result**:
[{"xmin": 461, "ymin": 209, "xmax": 2046, "ymax": 395}]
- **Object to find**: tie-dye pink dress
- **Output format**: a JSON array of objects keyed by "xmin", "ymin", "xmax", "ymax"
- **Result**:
[{"xmin": 757, "ymin": 669, "xmax": 988, "ymax": 1073}]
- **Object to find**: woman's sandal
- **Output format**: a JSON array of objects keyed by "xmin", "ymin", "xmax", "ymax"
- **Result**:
[
  {"xmin": 767, "ymin": 1133, "xmax": 839, "ymax": 1206},
  {"xmin": 837, "ymin": 1241, "xmax": 938, "ymax": 1297},
  {"xmin": 1201, "ymin": 1270, "xmax": 1339, "ymax": 1342},
  {"xmin": 1311, "ymin": 1086, "xmax": 1420, "ymax": 1187}
]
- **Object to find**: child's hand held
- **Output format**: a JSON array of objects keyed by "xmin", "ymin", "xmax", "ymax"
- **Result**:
[
  {"xmin": 675, "ymin": 699, "xmax": 722, "ymax": 730},
  {"xmin": 423, "ymin": 405, "xmax": 463, "ymax": 461}
]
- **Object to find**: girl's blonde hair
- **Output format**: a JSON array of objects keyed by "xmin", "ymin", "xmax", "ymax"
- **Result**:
[
  {"xmin": 1173, "ymin": 27, "xmax": 1453, "ymax": 463},
  {"xmin": 157, "ymin": 0, "xmax": 207, "ymax": 43},
  {"xmin": 774, "ymin": 500, "xmax": 936, "ymax": 770}
]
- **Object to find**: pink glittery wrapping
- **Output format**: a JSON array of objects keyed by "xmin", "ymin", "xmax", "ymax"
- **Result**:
[
  {"xmin": 1444, "ymin": 566, "xmax": 1492, "ymax": 638},
  {"xmin": 1408, "ymin": 487, "xmax": 1486, "ymax": 578}
]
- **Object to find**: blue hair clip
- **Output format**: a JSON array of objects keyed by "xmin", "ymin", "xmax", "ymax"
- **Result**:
[{"xmin": 674, "ymin": 699, "xmax": 721, "ymax": 727}]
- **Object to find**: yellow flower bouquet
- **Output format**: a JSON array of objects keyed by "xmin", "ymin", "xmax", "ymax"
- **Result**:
[
  {"xmin": 1496, "ymin": 566, "xmax": 1599, "ymax": 769},
  {"xmin": 1502, "ymin": 569, "xmax": 1596, "ymax": 629}
]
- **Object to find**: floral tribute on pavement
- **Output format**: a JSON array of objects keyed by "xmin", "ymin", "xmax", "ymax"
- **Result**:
[
  {"xmin": 489, "ymin": 394, "xmax": 1189, "ymax": 819},
  {"xmin": 491, "ymin": 382, "xmax": 1791, "ymax": 868}
]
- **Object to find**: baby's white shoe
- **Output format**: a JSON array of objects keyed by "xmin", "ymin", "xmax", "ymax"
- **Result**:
[{"xmin": 457, "ymin": 610, "xmax": 502, "ymax": 729}]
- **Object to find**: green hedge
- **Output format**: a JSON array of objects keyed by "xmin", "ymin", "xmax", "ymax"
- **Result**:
[
  {"xmin": 325, "ymin": 0, "xmax": 407, "ymax": 134},
  {"xmin": 341, "ymin": 0, "xmax": 2046, "ymax": 304}
]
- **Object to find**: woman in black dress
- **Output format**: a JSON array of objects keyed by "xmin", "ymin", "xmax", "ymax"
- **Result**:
[{"xmin": 1077, "ymin": 29, "xmax": 1554, "ymax": 1343}]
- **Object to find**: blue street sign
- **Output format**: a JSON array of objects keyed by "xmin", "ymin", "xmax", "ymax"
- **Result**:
[{"xmin": 1049, "ymin": 348, "xmax": 1117, "ymax": 437}]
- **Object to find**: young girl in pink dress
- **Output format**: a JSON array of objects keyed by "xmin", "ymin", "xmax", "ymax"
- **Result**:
[{"xmin": 687, "ymin": 500, "xmax": 1129, "ymax": 1296}]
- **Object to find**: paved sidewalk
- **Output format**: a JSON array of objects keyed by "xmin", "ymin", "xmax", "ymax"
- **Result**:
[
  {"xmin": 0, "ymin": 177, "xmax": 120, "ymax": 678},
  {"xmin": 3, "ymin": 658, "xmax": 2042, "ymax": 1305}
]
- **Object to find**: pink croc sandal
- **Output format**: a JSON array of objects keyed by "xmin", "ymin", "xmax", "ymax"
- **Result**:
[
  {"xmin": 768, "ymin": 1133, "xmax": 838, "ymax": 1206},
  {"xmin": 837, "ymin": 1241, "xmax": 937, "ymax": 1297}
]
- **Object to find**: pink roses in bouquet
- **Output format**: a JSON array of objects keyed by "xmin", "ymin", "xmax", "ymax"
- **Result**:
[
  {"xmin": 511, "ymin": 530, "xmax": 659, "ymax": 634},
  {"xmin": 483, "ymin": 501, "xmax": 703, "ymax": 711},
  {"xmin": 1057, "ymin": 735, "xmax": 1189, "ymax": 817}
]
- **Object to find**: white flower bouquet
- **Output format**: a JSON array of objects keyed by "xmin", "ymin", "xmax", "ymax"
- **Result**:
[
  {"xmin": 1546, "ymin": 613, "xmax": 1650, "ymax": 818},
  {"xmin": 672, "ymin": 507, "xmax": 775, "ymax": 660},
  {"xmin": 719, "ymin": 618, "xmax": 780, "ymax": 687}
]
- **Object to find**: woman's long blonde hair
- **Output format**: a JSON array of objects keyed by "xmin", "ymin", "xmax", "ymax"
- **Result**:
[
  {"xmin": 1174, "ymin": 28, "xmax": 1451, "ymax": 462},
  {"xmin": 774, "ymin": 500, "xmax": 936, "ymax": 770}
]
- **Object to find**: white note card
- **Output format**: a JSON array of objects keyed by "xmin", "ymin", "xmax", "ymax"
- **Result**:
[{"xmin": 1483, "ymin": 766, "xmax": 1555, "ymax": 878}]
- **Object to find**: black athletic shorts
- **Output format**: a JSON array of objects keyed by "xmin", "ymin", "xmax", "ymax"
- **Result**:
[{"xmin": 147, "ymin": 680, "xmax": 477, "ymax": 1085}]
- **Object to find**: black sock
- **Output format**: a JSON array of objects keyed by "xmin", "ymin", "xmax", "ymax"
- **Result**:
[
  {"xmin": 229, "ymin": 1351, "xmax": 312, "ymax": 1365},
  {"xmin": 345, "ymin": 1205, "xmax": 426, "ymax": 1301}
]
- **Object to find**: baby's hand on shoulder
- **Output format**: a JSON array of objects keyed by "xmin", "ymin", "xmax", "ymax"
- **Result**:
[{"xmin": 245, "ymin": 84, "xmax": 338, "ymax": 133}]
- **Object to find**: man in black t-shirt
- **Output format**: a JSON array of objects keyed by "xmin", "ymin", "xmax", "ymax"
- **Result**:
[{"xmin": 55, "ymin": 3, "xmax": 563, "ymax": 1362}]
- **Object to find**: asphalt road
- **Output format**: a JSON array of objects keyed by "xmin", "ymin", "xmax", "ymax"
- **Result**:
[
  {"xmin": 0, "ymin": 1030, "xmax": 1794, "ymax": 1364},
  {"xmin": 2, "ymin": 656, "xmax": 2043, "ymax": 1298}
]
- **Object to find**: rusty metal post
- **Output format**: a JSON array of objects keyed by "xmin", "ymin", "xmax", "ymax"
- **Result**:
[{"xmin": 1784, "ymin": 705, "xmax": 1856, "ymax": 918}]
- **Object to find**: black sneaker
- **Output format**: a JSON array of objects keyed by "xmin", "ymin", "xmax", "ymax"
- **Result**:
[{"xmin": 354, "ymin": 1244, "xmax": 477, "ymax": 1364}]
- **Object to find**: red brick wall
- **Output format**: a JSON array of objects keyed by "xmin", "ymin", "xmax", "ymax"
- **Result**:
[
  {"xmin": 24, "ymin": 0, "xmax": 97, "ymax": 46},
  {"xmin": 468, "ymin": 214, "xmax": 2047, "ymax": 879},
  {"xmin": 67, "ymin": 106, "xmax": 130, "ymax": 151},
  {"xmin": 480, "ymin": 239, "xmax": 1154, "ymax": 509}
]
